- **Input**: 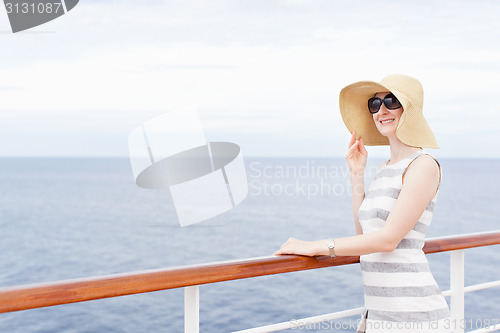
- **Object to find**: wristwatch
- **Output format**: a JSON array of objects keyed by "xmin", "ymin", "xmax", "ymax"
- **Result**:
[{"xmin": 328, "ymin": 239, "xmax": 336, "ymax": 257}]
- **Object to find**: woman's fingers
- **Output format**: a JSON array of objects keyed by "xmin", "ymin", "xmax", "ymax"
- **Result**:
[
  {"xmin": 275, "ymin": 238, "xmax": 297, "ymax": 255},
  {"xmin": 274, "ymin": 245, "xmax": 288, "ymax": 255},
  {"xmin": 346, "ymin": 139, "xmax": 360, "ymax": 159},
  {"xmin": 347, "ymin": 131, "xmax": 367, "ymax": 159},
  {"xmin": 347, "ymin": 131, "xmax": 356, "ymax": 148},
  {"xmin": 359, "ymin": 137, "xmax": 367, "ymax": 155}
]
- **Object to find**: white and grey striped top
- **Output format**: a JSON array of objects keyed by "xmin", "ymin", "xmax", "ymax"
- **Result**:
[{"xmin": 358, "ymin": 150, "xmax": 450, "ymax": 329}]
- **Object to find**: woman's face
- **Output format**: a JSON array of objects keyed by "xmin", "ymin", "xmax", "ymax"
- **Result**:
[{"xmin": 372, "ymin": 91, "xmax": 403, "ymax": 137}]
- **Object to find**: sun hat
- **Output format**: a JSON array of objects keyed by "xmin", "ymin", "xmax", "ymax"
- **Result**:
[{"xmin": 339, "ymin": 74, "xmax": 439, "ymax": 149}]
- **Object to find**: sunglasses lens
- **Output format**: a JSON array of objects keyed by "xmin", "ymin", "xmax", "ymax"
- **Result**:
[
  {"xmin": 368, "ymin": 98, "xmax": 381, "ymax": 113},
  {"xmin": 384, "ymin": 94, "xmax": 402, "ymax": 109}
]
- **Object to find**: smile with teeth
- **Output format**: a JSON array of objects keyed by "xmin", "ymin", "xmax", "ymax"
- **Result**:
[{"xmin": 380, "ymin": 119, "xmax": 395, "ymax": 124}]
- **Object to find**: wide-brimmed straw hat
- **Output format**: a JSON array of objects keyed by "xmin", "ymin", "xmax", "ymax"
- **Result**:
[{"xmin": 339, "ymin": 74, "xmax": 439, "ymax": 148}]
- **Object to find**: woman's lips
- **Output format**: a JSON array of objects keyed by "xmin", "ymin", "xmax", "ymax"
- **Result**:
[{"xmin": 380, "ymin": 119, "xmax": 395, "ymax": 124}]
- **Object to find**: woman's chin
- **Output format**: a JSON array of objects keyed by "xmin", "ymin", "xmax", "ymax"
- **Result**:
[{"xmin": 375, "ymin": 127, "xmax": 396, "ymax": 137}]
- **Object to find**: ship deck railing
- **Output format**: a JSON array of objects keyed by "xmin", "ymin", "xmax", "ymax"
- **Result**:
[{"xmin": 1, "ymin": 230, "xmax": 500, "ymax": 333}]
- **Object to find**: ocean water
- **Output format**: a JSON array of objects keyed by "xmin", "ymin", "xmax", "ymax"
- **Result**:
[{"xmin": 0, "ymin": 157, "xmax": 499, "ymax": 333}]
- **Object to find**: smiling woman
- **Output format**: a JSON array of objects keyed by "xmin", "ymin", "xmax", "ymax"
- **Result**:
[
  {"xmin": 275, "ymin": 74, "xmax": 450, "ymax": 332},
  {"xmin": 370, "ymin": 92, "xmax": 404, "ymax": 137}
]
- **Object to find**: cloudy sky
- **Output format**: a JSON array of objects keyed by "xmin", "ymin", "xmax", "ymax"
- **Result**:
[{"xmin": 1, "ymin": 0, "xmax": 499, "ymax": 158}]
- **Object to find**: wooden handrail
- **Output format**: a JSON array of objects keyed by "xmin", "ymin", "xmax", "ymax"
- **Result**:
[{"xmin": 1, "ymin": 230, "xmax": 499, "ymax": 314}]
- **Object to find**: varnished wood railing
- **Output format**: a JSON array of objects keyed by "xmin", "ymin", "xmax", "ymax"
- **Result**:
[{"xmin": 1, "ymin": 230, "xmax": 499, "ymax": 314}]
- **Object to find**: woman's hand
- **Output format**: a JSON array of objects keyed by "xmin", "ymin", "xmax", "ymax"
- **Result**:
[
  {"xmin": 345, "ymin": 131, "xmax": 367, "ymax": 176},
  {"xmin": 274, "ymin": 238, "xmax": 322, "ymax": 257}
]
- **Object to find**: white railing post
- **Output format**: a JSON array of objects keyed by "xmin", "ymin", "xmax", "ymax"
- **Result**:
[
  {"xmin": 185, "ymin": 286, "xmax": 199, "ymax": 333},
  {"xmin": 450, "ymin": 250, "xmax": 465, "ymax": 333}
]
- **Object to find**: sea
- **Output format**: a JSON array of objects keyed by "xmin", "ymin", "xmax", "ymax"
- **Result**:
[{"xmin": 0, "ymin": 157, "xmax": 499, "ymax": 333}]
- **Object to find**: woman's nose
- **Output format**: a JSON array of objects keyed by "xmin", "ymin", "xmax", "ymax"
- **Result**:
[{"xmin": 379, "ymin": 106, "xmax": 389, "ymax": 115}]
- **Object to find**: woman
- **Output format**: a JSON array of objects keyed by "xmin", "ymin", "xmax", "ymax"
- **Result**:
[{"xmin": 274, "ymin": 74, "xmax": 450, "ymax": 332}]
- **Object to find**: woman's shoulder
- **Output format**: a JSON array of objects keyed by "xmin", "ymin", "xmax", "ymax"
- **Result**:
[
  {"xmin": 403, "ymin": 152, "xmax": 441, "ymax": 190},
  {"xmin": 412, "ymin": 151, "xmax": 440, "ymax": 170},
  {"xmin": 411, "ymin": 153, "xmax": 440, "ymax": 170}
]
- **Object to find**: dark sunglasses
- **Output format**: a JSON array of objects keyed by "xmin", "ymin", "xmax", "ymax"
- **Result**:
[{"xmin": 368, "ymin": 93, "xmax": 402, "ymax": 114}]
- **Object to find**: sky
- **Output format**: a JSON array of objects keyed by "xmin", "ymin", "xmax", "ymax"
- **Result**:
[{"xmin": 1, "ymin": 0, "xmax": 500, "ymax": 158}]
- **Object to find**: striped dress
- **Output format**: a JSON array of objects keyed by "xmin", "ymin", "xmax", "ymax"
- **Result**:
[{"xmin": 356, "ymin": 150, "xmax": 450, "ymax": 333}]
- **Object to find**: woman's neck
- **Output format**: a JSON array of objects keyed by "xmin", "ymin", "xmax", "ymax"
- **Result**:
[{"xmin": 386, "ymin": 136, "xmax": 422, "ymax": 165}]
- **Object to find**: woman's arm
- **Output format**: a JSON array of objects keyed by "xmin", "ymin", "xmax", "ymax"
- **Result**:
[
  {"xmin": 274, "ymin": 154, "xmax": 440, "ymax": 257},
  {"xmin": 345, "ymin": 131, "xmax": 367, "ymax": 235}
]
